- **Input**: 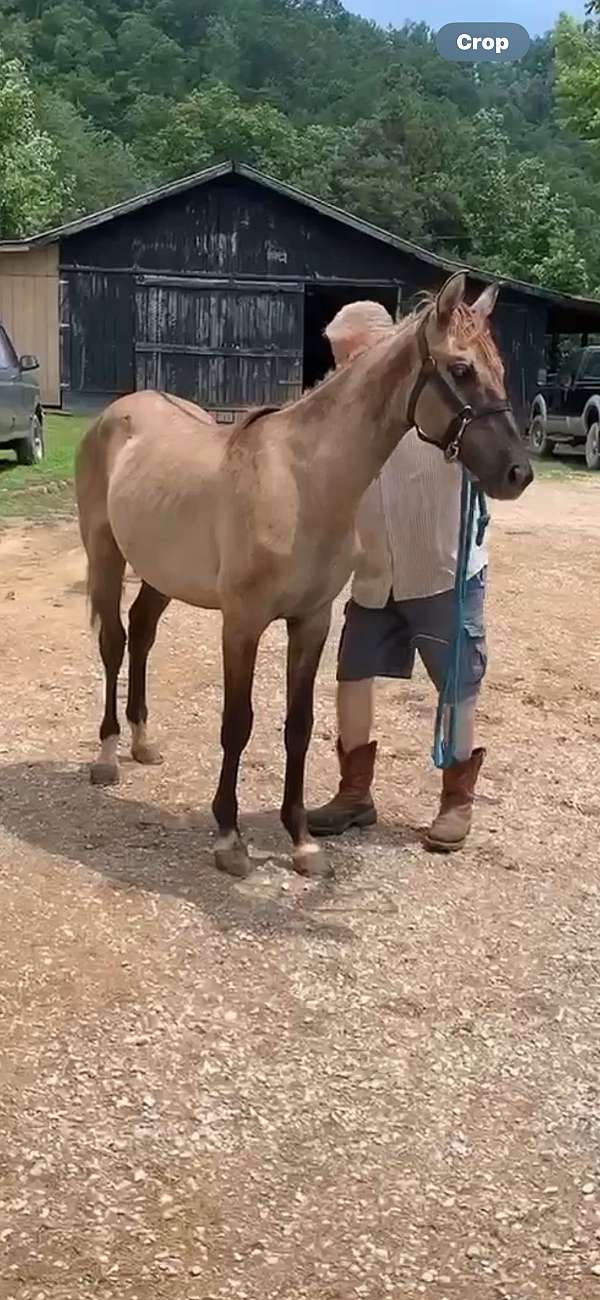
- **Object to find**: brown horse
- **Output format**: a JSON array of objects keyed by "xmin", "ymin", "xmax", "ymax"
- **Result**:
[{"xmin": 75, "ymin": 272, "xmax": 532, "ymax": 879}]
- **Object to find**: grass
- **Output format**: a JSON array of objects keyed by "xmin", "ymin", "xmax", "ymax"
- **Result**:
[
  {"xmin": 0, "ymin": 412, "xmax": 90, "ymax": 520},
  {"xmin": 531, "ymin": 451, "xmax": 594, "ymax": 482}
]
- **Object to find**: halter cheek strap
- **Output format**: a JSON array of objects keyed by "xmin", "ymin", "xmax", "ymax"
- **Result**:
[{"xmin": 406, "ymin": 312, "xmax": 512, "ymax": 462}]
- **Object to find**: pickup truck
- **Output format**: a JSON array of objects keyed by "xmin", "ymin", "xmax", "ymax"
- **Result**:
[
  {"xmin": 0, "ymin": 319, "xmax": 43, "ymax": 464},
  {"xmin": 528, "ymin": 344, "xmax": 600, "ymax": 470}
]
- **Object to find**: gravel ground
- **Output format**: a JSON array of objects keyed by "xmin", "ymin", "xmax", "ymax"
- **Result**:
[{"xmin": 1, "ymin": 475, "xmax": 600, "ymax": 1300}]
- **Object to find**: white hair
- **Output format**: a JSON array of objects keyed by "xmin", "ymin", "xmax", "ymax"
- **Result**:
[{"xmin": 325, "ymin": 300, "xmax": 395, "ymax": 365}]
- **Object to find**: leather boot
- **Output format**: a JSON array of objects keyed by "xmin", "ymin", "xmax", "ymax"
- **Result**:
[
  {"xmin": 425, "ymin": 748, "xmax": 485, "ymax": 852},
  {"xmin": 308, "ymin": 740, "xmax": 377, "ymax": 837}
]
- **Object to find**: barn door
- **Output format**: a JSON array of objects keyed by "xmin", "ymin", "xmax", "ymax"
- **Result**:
[
  {"xmin": 134, "ymin": 276, "xmax": 304, "ymax": 411},
  {"xmin": 65, "ymin": 270, "xmax": 134, "ymax": 396}
]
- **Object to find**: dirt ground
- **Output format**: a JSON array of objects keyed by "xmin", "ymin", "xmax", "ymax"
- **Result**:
[{"xmin": 2, "ymin": 474, "xmax": 600, "ymax": 1300}]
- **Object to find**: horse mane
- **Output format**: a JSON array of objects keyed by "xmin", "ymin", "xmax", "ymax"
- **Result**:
[
  {"xmin": 227, "ymin": 404, "xmax": 281, "ymax": 444},
  {"xmin": 451, "ymin": 301, "xmax": 504, "ymax": 383},
  {"xmin": 158, "ymin": 391, "xmax": 214, "ymax": 425}
]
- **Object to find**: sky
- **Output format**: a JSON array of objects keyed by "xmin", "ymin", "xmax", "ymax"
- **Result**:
[{"xmin": 348, "ymin": 0, "xmax": 586, "ymax": 37}]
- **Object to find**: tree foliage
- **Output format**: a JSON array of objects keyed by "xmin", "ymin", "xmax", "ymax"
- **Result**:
[
  {"xmin": 0, "ymin": 0, "xmax": 600, "ymax": 294},
  {"xmin": 555, "ymin": 15, "xmax": 600, "ymax": 145},
  {"xmin": 0, "ymin": 46, "xmax": 65, "ymax": 236}
]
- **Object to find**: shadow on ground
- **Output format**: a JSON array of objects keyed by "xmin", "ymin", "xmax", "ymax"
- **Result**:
[{"xmin": 0, "ymin": 761, "xmax": 416, "ymax": 943}]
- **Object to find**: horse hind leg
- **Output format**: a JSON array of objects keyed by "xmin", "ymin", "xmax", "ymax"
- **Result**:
[
  {"xmin": 126, "ymin": 581, "xmax": 170, "ymax": 765},
  {"xmin": 281, "ymin": 608, "xmax": 332, "ymax": 878},
  {"xmin": 212, "ymin": 614, "xmax": 263, "ymax": 878},
  {"xmin": 88, "ymin": 524, "xmax": 126, "ymax": 786}
]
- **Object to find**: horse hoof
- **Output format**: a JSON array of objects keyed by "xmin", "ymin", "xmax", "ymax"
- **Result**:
[
  {"xmin": 90, "ymin": 761, "xmax": 120, "ymax": 786},
  {"xmin": 131, "ymin": 742, "xmax": 163, "ymax": 767},
  {"xmin": 215, "ymin": 844, "xmax": 252, "ymax": 879},
  {"xmin": 293, "ymin": 846, "xmax": 333, "ymax": 879}
]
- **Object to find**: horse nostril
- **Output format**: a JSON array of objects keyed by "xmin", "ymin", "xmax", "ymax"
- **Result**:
[{"xmin": 508, "ymin": 462, "xmax": 530, "ymax": 488}]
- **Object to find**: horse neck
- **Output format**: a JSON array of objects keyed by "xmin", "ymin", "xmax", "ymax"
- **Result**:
[{"xmin": 290, "ymin": 324, "xmax": 421, "ymax": 515}]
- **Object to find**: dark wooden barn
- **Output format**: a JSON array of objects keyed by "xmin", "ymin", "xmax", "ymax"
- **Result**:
[{"xmin": 3, "ymin": 160, "xmax": 600, "ymax": 424}]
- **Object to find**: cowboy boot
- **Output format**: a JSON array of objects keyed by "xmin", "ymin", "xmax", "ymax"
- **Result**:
[
  {"xmin": 308, "ymin": 740, "xmax": 377, "ymax": 837},
  {"xmin": 425, "ymin": 748, "xmax": 485, "ymax": 852}
]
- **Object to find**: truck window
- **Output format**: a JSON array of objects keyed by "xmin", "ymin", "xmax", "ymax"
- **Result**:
[
  {"xmin": 0, "ymin": 326, "xmax": 18, "ymax": 370},
  {"xmin": 582, "ymin": 351, "xmax": 600, "ymax": 380},
  {"xmin": 558, "ymin": 349, "xmax": 582, "ymax": 386}
]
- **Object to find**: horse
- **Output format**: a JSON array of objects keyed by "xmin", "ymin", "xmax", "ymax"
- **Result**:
[{"xmin": 75, "ymin": 272, "xmax": 532, "ymax": 880}]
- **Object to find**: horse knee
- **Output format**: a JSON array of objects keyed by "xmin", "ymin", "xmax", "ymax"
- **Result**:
[
  {"xmin": 128, "ymin": 586, "xmax": 169, "ymax": 658},
  {"xmin": 128, "ymin": 606, "xmax": 156, "ymax": 657}
]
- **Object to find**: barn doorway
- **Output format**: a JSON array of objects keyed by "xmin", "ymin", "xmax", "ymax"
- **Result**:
[{"xmin": 302, "ymin": 282, "xmax": 401, "ymax": 390}]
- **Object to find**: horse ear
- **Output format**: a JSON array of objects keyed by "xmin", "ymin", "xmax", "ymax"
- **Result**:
[
  {"xmin": 435, "ymin": 272, "xmax": 466, "ymax": 331},
  {"xmin": 471, "ymin": 282, "xmax": 500, "ymax": 321}
]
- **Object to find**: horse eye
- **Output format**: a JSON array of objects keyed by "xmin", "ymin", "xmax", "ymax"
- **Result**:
[{"xmin": 450, "ymin": 362, "xmax": 473, "ymax": 381}]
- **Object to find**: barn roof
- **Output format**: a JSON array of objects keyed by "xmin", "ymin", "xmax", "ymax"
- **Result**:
[{"xmin": 1, "ymin": 159, "xmax": 599, "ymax": 317}]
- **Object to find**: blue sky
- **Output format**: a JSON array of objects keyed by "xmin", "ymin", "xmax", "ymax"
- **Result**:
[{"xmin": 348, "ymin": 0, "xmax": 585, "ymax": 37}]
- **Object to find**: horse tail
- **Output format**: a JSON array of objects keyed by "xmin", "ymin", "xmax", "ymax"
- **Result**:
[{"xmin": 75, "ymin": 409, "xmax": 127, "ymax": 629}]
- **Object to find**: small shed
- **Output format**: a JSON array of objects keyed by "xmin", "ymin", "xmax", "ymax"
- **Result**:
[
  {"xmin": 0, "ymin": 242, "xmax": 61, "ymax": 406},
  {"xmin": 2, "ymin": 160, "xmax": 600, "ymax": 425}
]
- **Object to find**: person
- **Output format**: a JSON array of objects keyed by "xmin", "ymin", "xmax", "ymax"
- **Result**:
[{"xmin": 307, "ymin": 300, "xmax": 488, "ymax": 851}]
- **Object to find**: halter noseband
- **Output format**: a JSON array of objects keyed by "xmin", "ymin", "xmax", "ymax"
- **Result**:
[{"xmin": 406, "ymin": 310, "xmax": 512, "ymax": 462}]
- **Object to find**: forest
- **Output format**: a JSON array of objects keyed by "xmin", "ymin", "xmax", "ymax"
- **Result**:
[{"xmin": 2, "ymin": 0, "xmax": 600, "ymax": 295}]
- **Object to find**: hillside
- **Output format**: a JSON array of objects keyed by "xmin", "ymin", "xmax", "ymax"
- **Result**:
[{"xmin": 1, "ymin": 0, "xmax": 600, "ymax": 293}]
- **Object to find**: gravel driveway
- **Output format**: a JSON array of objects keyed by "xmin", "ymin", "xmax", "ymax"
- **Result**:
[{"xmin": 1, "ymin": 475, "xmax": 600, "ymax": 1299}]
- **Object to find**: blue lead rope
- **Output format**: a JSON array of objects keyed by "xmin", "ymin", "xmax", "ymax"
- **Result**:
[{"xmin": 432, "ymin": 471, "xmax": 490, "ymax": 770}]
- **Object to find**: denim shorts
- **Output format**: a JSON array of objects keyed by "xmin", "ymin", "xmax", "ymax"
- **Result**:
[{"xmin": 337, "ymin": 569, "xmax": 487, "ymax": 700}]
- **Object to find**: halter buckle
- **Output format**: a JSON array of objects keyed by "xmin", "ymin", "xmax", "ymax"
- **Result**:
[
  {"xmin": 444, "ymin": 439, "xmax": 461, "ymax": 462},
  {"xmin": 444, "ymin": 409, "xmax": 471, "ymax": 462}
]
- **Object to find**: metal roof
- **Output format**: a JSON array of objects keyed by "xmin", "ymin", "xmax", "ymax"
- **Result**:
[{"xmin": 1, "ymin": 159, "xmax": 599, "ymax": 315}]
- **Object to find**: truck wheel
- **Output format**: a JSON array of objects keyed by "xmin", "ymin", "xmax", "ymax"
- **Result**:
[
  {"xmin": 529, "ymin": 414, "xmax": 552, "ymax": 458},
  {"xmin": 585, "ymin": 422, "xmax": 600, "ymax": 471},
  {"xmin": 16, "ymin": 414, "xmax": 44, "ymax": 466}
]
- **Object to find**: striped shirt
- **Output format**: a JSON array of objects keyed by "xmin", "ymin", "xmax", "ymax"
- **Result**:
[{"xmin": 351, "ymin": 428, "xmax": 489, "ymax": 606}]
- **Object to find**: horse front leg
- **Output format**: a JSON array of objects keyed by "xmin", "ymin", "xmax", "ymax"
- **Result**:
[
  {"xmin": 212, "ymin": 614, "xmax": 262, "ymax": 878},
  {"xmin": 281, "ymin": 606, "xmax": 332, "ymax": 878}
]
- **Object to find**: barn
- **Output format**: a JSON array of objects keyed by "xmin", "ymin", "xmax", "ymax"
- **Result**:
[{"xmin": 2, "ymin": 159, "xmax": 600, "ymax": 426}]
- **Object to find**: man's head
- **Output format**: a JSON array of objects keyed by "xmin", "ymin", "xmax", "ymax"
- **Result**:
[{"xmin": 326, "ymin": 300, "xmax": 395, "ymax": 367}]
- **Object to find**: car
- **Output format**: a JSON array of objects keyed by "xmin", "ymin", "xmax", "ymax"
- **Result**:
[
  {"xmin": 0, "ymin": 319, "xmax": 44, "ymax": 465},
  {"xmin": 527, "ymin": 345, "xmax": 600, "ymax": 470}
]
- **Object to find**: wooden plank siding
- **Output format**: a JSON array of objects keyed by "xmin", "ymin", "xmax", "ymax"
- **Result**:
[
  {"xmin": 64, "ymin": 269, "xmax": 134, "ymax": 396},
  {"xmin": 0, "ymin": 245, "xmax": 60, "ymax": 405},
  {"xmin": 58, "ymin": 173, "xmax": 552, "ymax": 426},
  {"xmin": 133, "ymin": 277, "xmax": 304, "ymax": 406},
  {"xmin": 60, "ymin": 175, "xmax": 411, "ymax": 280},
  {"xmin": 59, "ymin": 173, "xmax": 413, "ymax": 413}
]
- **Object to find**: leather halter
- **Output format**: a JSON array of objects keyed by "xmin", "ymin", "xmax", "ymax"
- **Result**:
[{"xmin": 406, "ymin": 310, "xmax": 512, "ymax": 462}]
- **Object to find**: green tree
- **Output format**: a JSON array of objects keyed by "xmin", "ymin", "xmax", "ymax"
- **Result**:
[
  {"xmin": 0, "ymin": 47, "xmax": 65, "ymax": 236},
  {"xmin": 461, "ymin": 110, "xmax": 590, "ymax": 293},
  {"xmin": 555, "ymin": 15, "xmax": 600, "ymax": 144},
  {"xmin": 116, "ymin": 14, "xmax": 186, "ymax": 96},
  {"xmin": 0, "ymin": 0, "xmax": 599, "ymax": 295},
  {"xmin": 151, "ymin": 80, "xmax": 303, "ymax": 178},
  {"xmin": 38, "ymin": 90, "xmax": 152, "ymax": 220}
]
